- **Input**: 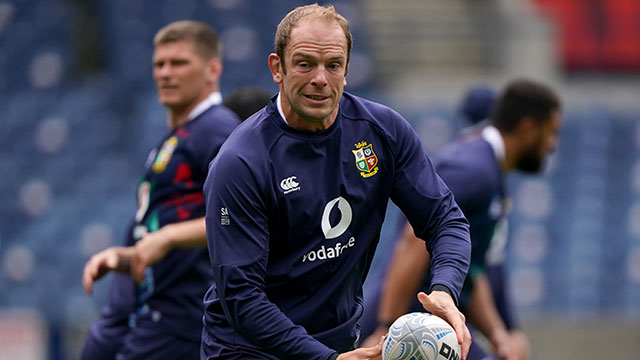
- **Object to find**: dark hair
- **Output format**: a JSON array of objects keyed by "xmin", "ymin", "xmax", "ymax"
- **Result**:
[
  {"xmin": 154, "ymin": 20, "xmax": 221, "ymax": 60},
  {"xmin": 223, "ymin": 87, "xmax": 273, "ymax": 121},
  {"xmin": 274, "ymin": 3, "xmax": 352, "ymax": 73},
  {"xmin": 491, "ymin": 79, "xmax": 561, "ymax": 133}
]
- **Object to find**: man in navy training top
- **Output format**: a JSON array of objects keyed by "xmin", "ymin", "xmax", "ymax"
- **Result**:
[
  {"xmin": 458, "ymin": 84, "xmax": 531, "ymax": 359},
  {"xmin": 202, "ymin": 4, "xmax": 472, "ymax": 360},
  {"xmin": 360, "ymin": 79, "xmax": 561, "ymax": 360},
  {"xmin": 80, "ymin": 20, "xmax": 240, "ymax": 360}
]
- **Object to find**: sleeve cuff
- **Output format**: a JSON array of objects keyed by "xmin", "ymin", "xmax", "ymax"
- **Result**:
[
  {"xmin": 327, "ymin": 352, "xmax": 339, "ymax": 360},
  {"xmin": 429, "ymin": 284, "xmax": 455, "ymax": 303}
]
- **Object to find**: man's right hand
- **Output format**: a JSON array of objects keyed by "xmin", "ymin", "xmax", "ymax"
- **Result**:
[
  {"xmin": 338, "ymin": 335, "xmax": 384, "ymax": 360},
  {"xmin": 82, "ymin": 246, "xmax": 135, "ymax": 294},
  {"xmin": 360, "ymin": 326, "xmax": 388, "ymax": 349}
]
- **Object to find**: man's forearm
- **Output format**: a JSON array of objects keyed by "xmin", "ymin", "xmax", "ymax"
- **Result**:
[
  {"xmin": 467, "ymin": 273, "xmax": 509, "ymax": 344},
  {"xmin": 161, "ymin": 217, "xmax": 207, "ymax": 248}
]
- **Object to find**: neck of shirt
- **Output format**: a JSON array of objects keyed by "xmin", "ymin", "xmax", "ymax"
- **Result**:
[
  {"xmin": 276, "ymin": 92, "xmax": 289, "ymax": 125},
  {"xmin": 481, "ymin": 125, "xmax": 506, "ymax": 167},
  {"xmin": 188, "ymin": 92, "xmax": 222, "ymax": 121}
]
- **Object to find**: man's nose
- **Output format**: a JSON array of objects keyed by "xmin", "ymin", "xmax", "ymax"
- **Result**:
[{"xmin": 310, "ymin": 66, "xmax": 328, "ymax": 87}]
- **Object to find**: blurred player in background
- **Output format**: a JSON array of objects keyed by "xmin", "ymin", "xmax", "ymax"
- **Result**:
[
  {"xmin": 360, "ymin": 79, "xmax": 561, "ymax": 360},
  {"xmin": 358, "ymin": 83, "xmax": 497, "ymax": 344},
  {"xmin": 223, "ymin": 86, "xmax": 274, "ymax": 121},
  {"xmin": 201, "ymin": 4, "xmax": 472, "ymax": 360},
  {"xmin": 458, "ymin": 84, "xmax": 529, "ymax": 357},
  {"xmin": 80, "ymin": 20, "xmax": 240, "ymax": 360}
]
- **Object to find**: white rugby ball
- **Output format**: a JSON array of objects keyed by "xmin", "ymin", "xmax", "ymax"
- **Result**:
[{"xmin": 381, "ymin": 312, "xmax": 461, "ymax": 360}]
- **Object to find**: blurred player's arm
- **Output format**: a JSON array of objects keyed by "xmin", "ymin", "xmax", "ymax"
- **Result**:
[
  {"xmin": 82, "ymin": 246, "xmax": 135, "ymax": 294},
  {"xmin": 130, "ymin": 217, "xmax": 206, "ymax": 283},
  {"xmin": 361, "ymin": 222, "xmax": 430, "ymax": 347},
  {"xmin": 468, "ymin": 273, "xmax": 528, "ymax": 360},
  {"xmin": 82, "ymin": 217, "xmax": 207, "ymax": 292},
  {"xmin": 388, "ymin": 115, "xmax": 472, "ymax": 359}
]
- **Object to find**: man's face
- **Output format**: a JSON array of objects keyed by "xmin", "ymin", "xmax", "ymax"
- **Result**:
[
  {"xmin": 517, "ymin": 109, "xmax": 561, "ymax": 173},
  {"xmin": 153, "ymin": 40, "xmax": 214, "ymax": 111},
  {"xmin": 270, "ymin": 17, "xmax": 348, "ymax": 128}
]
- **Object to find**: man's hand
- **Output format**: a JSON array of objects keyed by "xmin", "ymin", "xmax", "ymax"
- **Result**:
[
  {"xmin": 129, "ymin": 218, "xmax": 206, "ymax": 282},
  {"xmin": 508, "ymin": 330, "xmax": 530, "ymax": 360},
  {"xmin": 490, "ymin": 328, "xmax": 514, "ymax": 360},
  {"xmin": 488, "ymin": 328, "xmax": 531, "ymax": 360},
  {"xmin": 360, "ymin": 326, "xmax": 388, "ymax": 348},
  {"xmin": 82, "ymin": 246, "xmax": 135, "ymax": 294},
  {"xmin": 417, "ymin": 291, "xmax": 471, "ymax": 360},
  {"xmin": 338, "ymin": 335, "xmax": 384, "ymax": 360},
  {"xmin": 130, "ymin": 230, "xmax": 174, "ymax": 283}
]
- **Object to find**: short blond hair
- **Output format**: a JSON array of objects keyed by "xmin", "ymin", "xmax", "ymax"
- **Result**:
[
  {"xmin": 274, "ymin": 4, "xmax": 352, "ymax": 73},
  {"xmin": 154, "ymin": 20, "xmax": 221, "ymax": 60}
]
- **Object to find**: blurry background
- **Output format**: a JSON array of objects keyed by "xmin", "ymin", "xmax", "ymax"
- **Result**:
[{"xmin": 0, "ymin": 0, "xmax": 639, "ymax": 359}]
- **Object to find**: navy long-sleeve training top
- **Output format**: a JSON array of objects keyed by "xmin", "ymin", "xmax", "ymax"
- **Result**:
[{"xmin": 202, "ymin": 92, "xmax": 471, "ymax": 360}]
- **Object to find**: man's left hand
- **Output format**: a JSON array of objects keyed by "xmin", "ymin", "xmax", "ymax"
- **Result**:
[{"xmin": 417, "ymin": 291, "xmax": 471, "ymax": 360}]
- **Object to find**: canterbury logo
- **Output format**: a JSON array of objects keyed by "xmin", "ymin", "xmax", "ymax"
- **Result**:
[
  {"xmin": 280, "ymin": 176, "xmax": 300, "ymax": 194},
  {"xmin": 321, "ymin": 196, "xmax": 352, "ymax": 239}
]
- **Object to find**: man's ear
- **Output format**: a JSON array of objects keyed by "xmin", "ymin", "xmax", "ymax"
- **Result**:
[
  {"xmin": 515, "ymin": 116, "xmax": 533, "ymax": 131},
  {"xmin": 268, "ymin": 53, "xmax": 283, "ymax": 83},
  {"xmin": 516, "ymin": 116, "xmax": 539, "ymax": 141},
  {"xmin": 344, "ymin": 64, "xmax": 348, "ymax": 86}
]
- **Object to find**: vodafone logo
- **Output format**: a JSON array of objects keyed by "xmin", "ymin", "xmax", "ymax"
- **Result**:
[
  {"xmin": 302, "ymin": 197, "xmax": 355, "ymax": 263},
  {"xmin": 321, "ymin": 196, "xmax": 352, "ymax": 239},
  {"xmin": 280, "ymin": 176, "xmax": 300, "ymax": 194}
]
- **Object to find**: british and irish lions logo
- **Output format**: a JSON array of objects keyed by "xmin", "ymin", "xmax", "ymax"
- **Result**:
[{"xmin": 352, "ymin": 141, "xmax": 378, "ymax": 178}]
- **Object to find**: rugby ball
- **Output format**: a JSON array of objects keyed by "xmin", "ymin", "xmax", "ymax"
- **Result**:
[{"xmin": 381, "ymin": 312, "xmax": 461, "ymax": 360}]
